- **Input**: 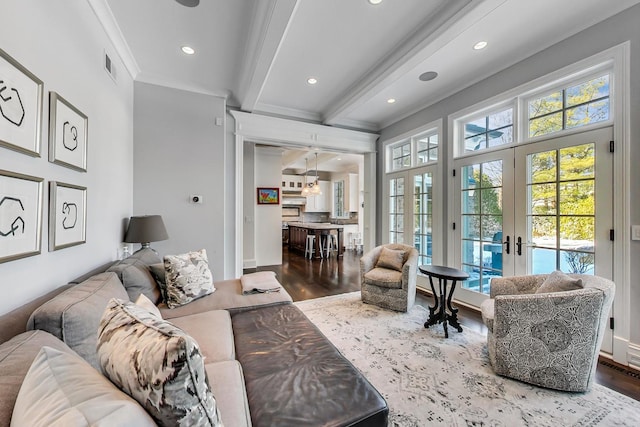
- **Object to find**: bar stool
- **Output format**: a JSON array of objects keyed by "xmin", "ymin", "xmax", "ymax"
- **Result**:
[
  {"xmin": 324, "ymin": 233, "xmax": 338, "ymax": 257},
  {"xmin": 305, "ymin": 235, "xmax": 317, "ymax": 259}
]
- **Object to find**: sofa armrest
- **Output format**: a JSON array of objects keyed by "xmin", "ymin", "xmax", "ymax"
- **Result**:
[
  {"xmin": 401, "ymin": 248, "xmax": 418, "ymax": 292},
  {"xmin": 359, "ymin": 246, "xmax": 383, "ymax": 281}
]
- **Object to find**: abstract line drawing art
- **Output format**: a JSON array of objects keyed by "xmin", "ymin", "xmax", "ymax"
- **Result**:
[
  {"xmin": 0, "ymin": 81, "xmax": 25, "ymax": 127},
  {"xmin": 61, "ymin": 202, "xmax": 77, "ymax": 229},
  {"xmin": 49, "ymin": 92, "xmax": 88, "ymax": 172},
  {"xmin": 0, "ymin": 170, "xmax": 44, "ymax": 264},
  {"xmin": 62, "ymin": 121, "xmax": 78, "ymax": 151},
  {"xmin": 49, "ymin": 181, "xmax": 86, "ymax": 251},
  {"xmin": 0, "ymin": 196, "xmax": 25, "ymax": 237},
  {"xmin": 0, "ymin": 49, "xmax": 44, "ymax": 157}
]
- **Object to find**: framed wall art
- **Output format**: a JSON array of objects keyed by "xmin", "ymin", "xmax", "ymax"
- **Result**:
[
  {"xmin": 49, "ymin": 92, "xmax": 88, "ymax": 172},
  {"xmin": 0, "ymin": 49, "xmax": 44, "ymax": 157},
  {"xmin": 257, "ymin": 187, "xmax": 280, "ymax": 205},
  {"xmin": 49, "ymin": 181, "xmax": 86, "ymax": 251},
  {"xmin": 0, "ymin": 170, "xmax": 44, "ymax": 264}
]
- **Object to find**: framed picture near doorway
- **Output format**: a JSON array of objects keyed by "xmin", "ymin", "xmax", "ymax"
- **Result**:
[
  {"xmin": 257, "ymin": 187, "xmax": 280, "ymax": 205},
  {"xmin": 0, "ymin": 48, "xmax": 44, "ymax": 157}
]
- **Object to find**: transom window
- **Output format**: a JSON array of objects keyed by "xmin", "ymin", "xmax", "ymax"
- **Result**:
[
  {"xmin": 528, "ymin": 74, "xmax": 610, "ymax": 138},
  {"xmin": 387, "ymin": 129, "xmax": 438, "ymax": 172},
  {"xmin": 463, "ymin": 108, "xmax": 513, "ymax": 153}
]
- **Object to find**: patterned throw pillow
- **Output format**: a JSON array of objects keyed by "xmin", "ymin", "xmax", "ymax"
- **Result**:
[
  {"xmin": 536, "ymin": 270, "xmax": 584, "ymax": 294},
  {"xmin": 97, "ymin": 298, "xmax": 223, "ymax": 427},
  {"xmin": 164, "ymin": 249, "xmax": 215, "ymax": 308},
  {"xmin": 376, "ymin": 247, "xmax": 406, "ymax": 272}
]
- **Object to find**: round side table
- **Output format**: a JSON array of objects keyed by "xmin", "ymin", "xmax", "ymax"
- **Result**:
[{"xmin": 419, "ymin": 265, "xmax": 469, "ymax": 338}]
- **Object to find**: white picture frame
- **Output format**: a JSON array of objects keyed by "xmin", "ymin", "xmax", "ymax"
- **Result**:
[
  {"xmin": 0, "ymin": 170, "xmax": 44, "ymax": 263},
  {"xmin": 0, "ymin": 49, "xmax": 44, "ymax": 157},
  {"xmin": 49, "ymin": 181, "xmax": 87, "ymax": 251},
  {"xmin": 49, "ymin": 92, "xmax": 88, "ymax": 172}
]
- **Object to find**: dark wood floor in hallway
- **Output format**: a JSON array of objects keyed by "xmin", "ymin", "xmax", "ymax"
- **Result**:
[{"xmin": 244, "ymin": 245, "xmax": 640, "ymax": 402}]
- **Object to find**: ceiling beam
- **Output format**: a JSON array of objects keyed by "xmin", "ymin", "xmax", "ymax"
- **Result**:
[
  {"xmin": 322, "ymin": 0, "xmax": 507, "ymax": 127},
  {"xmin": 237, "ymin": 0, "xmax": 299, "ymax": 111}
]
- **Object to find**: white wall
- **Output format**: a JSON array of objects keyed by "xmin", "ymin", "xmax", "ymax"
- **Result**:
[
  {"xmin": 133, "ymin": 82, "xmax": 227, "ymax": 280},
  {"xmin": 242, "ymin": 143, "xmax": 256, "ymax": 268},
  {"xmin": 254, "ymin": 147, "xmax": 283, "ymax": 267},
  {"xmin": 0, "ymin": 1, "xmax": 134, "ymax": 315},
  {"xmin": 379, "ymin": 4, "xmax": 640, "ymax": 352}
]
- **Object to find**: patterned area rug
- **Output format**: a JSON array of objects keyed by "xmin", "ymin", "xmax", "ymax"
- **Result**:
[{"xmin": 295, "ymin": 292, "xmax": 640, "ymax": 427}]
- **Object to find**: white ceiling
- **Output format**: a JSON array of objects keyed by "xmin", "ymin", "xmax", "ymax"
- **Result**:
[{"xmin": 94, "ymin": 0, "xmax": 639, "ymax": 133}]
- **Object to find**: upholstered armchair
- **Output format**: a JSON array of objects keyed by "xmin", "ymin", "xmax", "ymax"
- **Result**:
[
  {"xmin": 360, "ymin": 243, "xmax": 418, "ymax": 312},
  {"xmin": 480, "ymin": 273, "xmax": 615, "ymax": 392}
]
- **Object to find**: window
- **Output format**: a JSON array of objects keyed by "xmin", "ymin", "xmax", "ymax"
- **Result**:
[
  {"xmin": 333, "ymin": 181, "xmax": 345, "ymax": 218},
  {"xmin": 387, "ymin": 128, "xmax": 439, "ymax": 172},
  {"xmin": 463, "ymin": 108, "xmax": 513, "ymax": 153},
  {"xmin": 416, "ymin": 133, "xmax": 438, "ymax": 164},
  {"xmin": 391, "ymin": 142, "xmax": 411, "ymax": 171},
  {"xmin": 389, "ymin": 177, "xmax": 405, "ymax": 243},
  {"xmin": 528, "ymin": 74, "xmax": 610, "ymax": 138}
]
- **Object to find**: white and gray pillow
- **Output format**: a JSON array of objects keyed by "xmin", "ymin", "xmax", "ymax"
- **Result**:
[
  {"xmin": 97, "ymin": 298, "xmax": 222, "ymax": 427},
  {"xmin": 10, "ymin": 346, "xmax": 156, "ymax": 427},
  {"xmin": 163, "ymin": 249, "xmax": 215, "ymax": 308}
]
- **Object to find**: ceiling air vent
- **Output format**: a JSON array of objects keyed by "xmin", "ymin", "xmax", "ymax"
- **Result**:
[{"xmin": 104, "ymin": 51, "xmax": 116, "ymax": 82}]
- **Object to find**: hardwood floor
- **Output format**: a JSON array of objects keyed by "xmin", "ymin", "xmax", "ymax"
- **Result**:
[{"xmin": 245, "ymin": 245, "xmax": 640, "ymax": 402}]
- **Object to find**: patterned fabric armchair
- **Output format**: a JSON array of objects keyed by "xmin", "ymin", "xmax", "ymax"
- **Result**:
[
  {"xmin": 360, "ymin": 243, "xmax": 418, "ymax": 312},
  {"xmin": 480, "ymin": 273, "xmax": 615, "ymax": 392}
]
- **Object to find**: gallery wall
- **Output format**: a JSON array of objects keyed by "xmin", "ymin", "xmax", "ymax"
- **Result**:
[
  {"xmin": 379, "ymin": 5, "xmax": 640, "ymax": 349},
  {"xmin": 0, "ymin": 1, "xmax": 134, "ymax": 315}
]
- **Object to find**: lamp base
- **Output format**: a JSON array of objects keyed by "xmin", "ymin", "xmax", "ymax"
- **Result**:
[{"xmin": 134, "ymin": 243, "xmax": 159, "ymax": 256}]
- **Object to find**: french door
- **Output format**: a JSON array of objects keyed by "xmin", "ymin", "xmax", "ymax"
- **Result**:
[{"xmin": 453, "ymin": 127, "xmax": 613, "ymax": 310}]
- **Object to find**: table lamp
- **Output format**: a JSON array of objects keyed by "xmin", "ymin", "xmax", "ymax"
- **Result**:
[{"xmin": 124, "ymin": 215, "xmax": 169, "ymax": 253}]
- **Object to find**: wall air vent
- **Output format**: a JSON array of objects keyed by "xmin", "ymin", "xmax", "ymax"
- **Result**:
[{"xmin": 104, "ymin": 51, "xmax": 116, "ymax": 82}]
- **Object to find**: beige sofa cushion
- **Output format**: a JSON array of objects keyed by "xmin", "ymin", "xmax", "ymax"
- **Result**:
[
  {"xmin": 27, "ymin": 272, "xmax": 128, "ymax": 370},
  {"xmin": 363, "ymin": 267, "xmax": 403, "ymax": 289},
  {"xmin": 0, "ymin": 330, "xmax": 71, "ymax": 427},
  {"xmin": 97, "ymin": 299, "xmax": 222, "ymax": 427},
  {"xmin": 170, "ymin": 310, "xmax": 235, "ymax": 363},
  {"xmin": 376, "ymin": 247, "xmax": 405, "ymax": 271},
  {"xmin": 160, "ymin": 279, "xmax": 292, "ymax": 319},
  {"xmin": 10, "ymin": 346, "xmax": 156, "ymax": 427},
  {"xmin": 205, "ymin": 361, "xmax": 251, "ymax": 427}
]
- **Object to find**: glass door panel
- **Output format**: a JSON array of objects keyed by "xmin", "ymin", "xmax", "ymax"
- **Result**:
[
  {"xmin": 389, "ymin": 177, "xmax": 404, "ymax": 243},
  {"xmin": 414, "ymin": 172, "xmax": 433, "ymax": 266}
]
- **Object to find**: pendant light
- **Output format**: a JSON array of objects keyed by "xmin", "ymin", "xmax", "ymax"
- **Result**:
[
  {"xmin": 301, "ymin": 157, "xmax": 311, "ymax": 196},
  {"xmin": 309, "ymin": 152, "xmax": 322, "ymax": 195}
]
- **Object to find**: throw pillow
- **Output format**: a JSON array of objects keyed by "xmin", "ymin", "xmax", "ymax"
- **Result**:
[
  {"xmin": 536, "ymin": 270, "xmax": 584, "ymax": 294},
  {"xmin": 121, "ymin": 264, "xmax": 163, "ymax": 304},
  {"xmin": 148, "ymin": 262, "xmax": 168, "ymax": 303},
  {"xmin": 376, "ymin": 247, "xmax": 405, "ymax": 271},
  {"xmin": 135, "ymin": 293, "xmax": 162, "ymax": 319},
  {"xmin": 10, "ymin": 346, "xmax": 156, "ymax": 427},
  {"xmin": 97, "ymin": 298, "xmax": 223, "ymax": 427},
  {"xmin": 164, "ymin": 249, "xmax": 215, "ymax": 308}
]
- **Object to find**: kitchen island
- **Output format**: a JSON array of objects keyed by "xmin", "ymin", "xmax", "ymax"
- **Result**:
[{"xmin": 288, "ymin": 222, "xmax": 344, "ymax": 259}]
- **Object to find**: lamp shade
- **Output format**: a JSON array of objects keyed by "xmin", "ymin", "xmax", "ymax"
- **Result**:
[{"xmin": 124, "ymin": 215, "xmax": 169, "ymax": 244}]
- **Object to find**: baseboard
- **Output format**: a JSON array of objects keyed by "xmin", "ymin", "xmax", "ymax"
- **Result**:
[{"xmin": 628, "ymin": 342, "xmax": 640, "ymax": 371}]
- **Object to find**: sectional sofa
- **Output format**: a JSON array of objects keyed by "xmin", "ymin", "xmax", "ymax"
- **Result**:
[{"xmin": 0, "ymin": 249, "xmax": 388, "ymax": 426}]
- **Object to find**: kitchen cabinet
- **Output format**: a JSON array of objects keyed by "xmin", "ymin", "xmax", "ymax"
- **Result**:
[
  {"xmin": 305, "ymin": 180, "xmax": 330, "ymax": 212},
  {"xmin": 282, "ymin": 174, "xmax": 304, "ymax": 192},
  {"xmin": 347, "ymin": 173, "xmax": 359, "ymax": 212}
]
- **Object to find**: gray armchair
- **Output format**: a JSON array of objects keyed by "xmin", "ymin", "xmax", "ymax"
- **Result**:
[
  {"xmin": 360, "ymin": 243, "xmax": 418, "ymax": 312},
  {"xmin": 480, "ymin": 273, "xmax": 615, "ymax": 392}
]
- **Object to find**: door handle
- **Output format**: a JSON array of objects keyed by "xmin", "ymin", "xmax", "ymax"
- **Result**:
[
  {"xmin": 516, "ymin": 236, "xmax": 522, "ymax": 256},
  {"xmin": 503, "ymin": 235, "xmax": 510, "ymax": 254}
]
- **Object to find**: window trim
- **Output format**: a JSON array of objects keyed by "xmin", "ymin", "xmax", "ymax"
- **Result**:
[{"xmin": 384, "ymin": 120, "xmax": 442, "ymax": 173}]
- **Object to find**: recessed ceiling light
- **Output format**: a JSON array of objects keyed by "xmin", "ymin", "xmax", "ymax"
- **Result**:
[
  {"xmin": 473, "ymin": 41, "xmax": 488, "ymax": 50},
  {"xmin": 387, "ymin": 98, "xmax": 396, "ymax": 104},
  {"xmin": 307, "ymin": 77, "xmax": 318, "ymax": 85},
  {"xmin": 175, "ymin": 0, "xmax": 200, "ymax": 7},
  {"xmin": 181, "ymin": 46, "xmax": 195, "ymax": 55},
  {"xmin": 368, "ymin": 0, "xmax": 382, "ymax": 4},
  {"xmin": 419, "ymin": 71, "xmax": 438, "ymax": 82}
]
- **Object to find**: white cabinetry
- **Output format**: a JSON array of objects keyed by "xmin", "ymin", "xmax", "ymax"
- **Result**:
[
  {"xmin": 282, "ymin": 175, "xmax": 304, "ymax": 192},
  {"xmin": 305, "ymin": 180, "xmax": 330, "ymax": 212},
  {"xmin": 347, "ymin": 173, "xmax": 359, "ymax": 212}
]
